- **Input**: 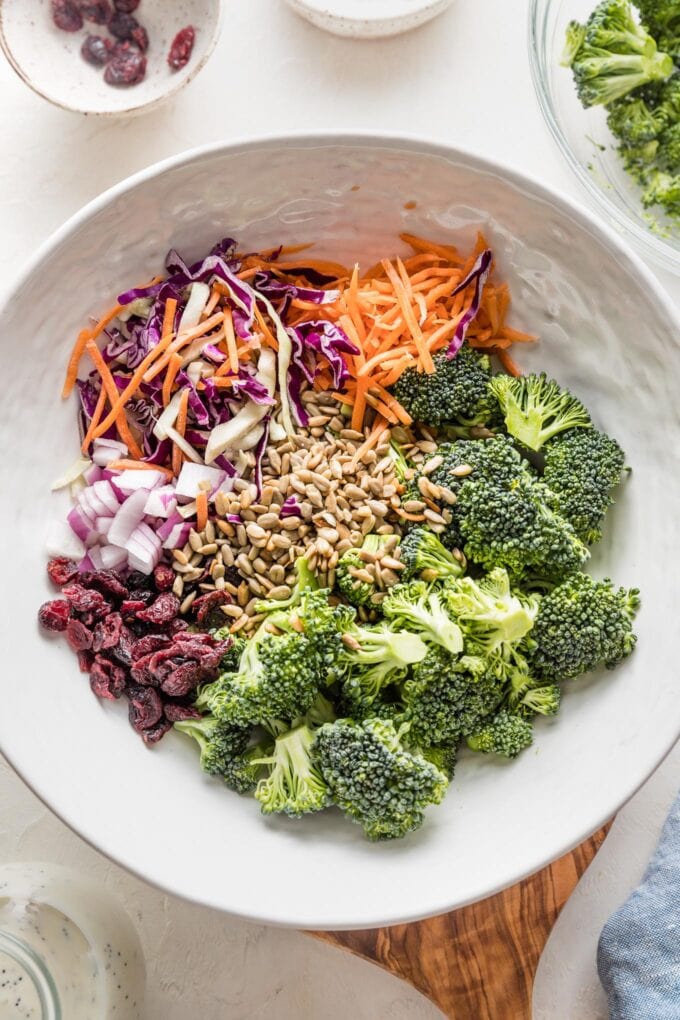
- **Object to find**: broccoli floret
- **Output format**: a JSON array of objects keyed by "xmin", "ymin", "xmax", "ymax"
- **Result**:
[
  {"xmin": 516, "ymin": 684, "xmax": 562, "ymax": 718},
  {"xmin": 457, "ymin": 474, "xmax": 590, "ymax": 581},
  {"xmin": 174, "ymin": 714, "xmax": 266, "ymax": 793},
  {"xmin": 401, "ymin": 646, "xmax": 504, "ymax": 746},
  {"xmin": 562, "ymin": 1, "xmax": 673, "ymax": 108},
  {"xmin": 466, "ymin": 710, "xmax": 534, "ymax": 759},
  {"xmin": 312, "ymin": 717, "xmax": 449, "ymax": 840},
  {"xmin": 382, "ymin": 581, "xmax": 464, "ymax": 654},
  {"xmin": 658, "ymin": 120, "xmax": 680, "ymax": 172},
  {"xmin": 340, "ymin": 623, "xmax": 429, "ymax": 708},
  {"xmin": 388, "ymin": 439, "xmax": 415, "ymax": 484},
  {"xmin": 543, "ymin": 428, "xmax": 626, "ymax": 544},
  {"xmin": 443, "ymin": 567, "xmax": 539, "ymax": 652},
  {"xmin": 637, "ymin": 0, "xmax": 680, "ymax": 58},
  {"xmin": 420, "ymin": 743, "xmax": 458, "ymax": 780},
  {"xmin": 400, "ymin": 527, "xmax": 465, "ymax": 582},
  {"xmin": 265, "ymin": 587, "xmax": 356, "ymax": 686},
  {"xmin": 336, "ymin": 534, "xmax": 396, "ymax": 607},
  {"xmin": 607, "ymin": 96, "xmax": 663, "ymax": 170},
  {"xmin": 488, "ymin": 373, "xmax": 592, "ymax": 452},
  {"xmin": 528, "ymin": 572, "xmax": 640, "ymax": 681},
  {"xmin": 641, "ymin": 168, "xmax": 680, "ymax": 214},
  {"xmin": 252, "ymin": 721, "xmax": 330, "ymax": 817},
  {"xmin": 391, "ymin": 346, "xmax": 496, "ymax": 427},
  {"xmin": 205, "ymin": 624, "xmax": 320, "ymax": 727}
]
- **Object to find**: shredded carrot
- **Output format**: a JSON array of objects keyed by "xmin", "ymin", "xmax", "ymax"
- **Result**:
[
  {"xmin": 162, "ymin": 297, "xmax": 177, "ymax": 340},
  {"xmin": 393, "ymin": 507, "xmax": 427, "ymax": 522},
  {"xmin": 62, "ymin": 330, "xmax": 93, "ymax": 399},
  {"xmin": 494, "ymin": 348, "xmax": 522, "ymax": 377},
  {"xmin": 196, "ymin": 490, "xmax": 208, "ymax": 532},
  {"xmin": 90, "ymin": 328, "xmax": 177, "ymax": 440},
  {"xmin": 349, "ymin": 418, "xmax": 389, "ymax": 468},
  {"xmin": 144, "ymin": 311, "xmax": 225, "ymax": 383},
  {"xmin": 106, "ymin": 459, "xmax": 174, "ymax": 480},
  {"xmin": 80, "ymin": 384, "xmax": 107, "ymax": 454},
  {"xmin": 162, "ymin": 353, "xmax": 183, "ymax": 407},
  {"xmin": 172, "ymin": 389, "xmax": 190, "ymax": 477},
  {"xmin": 254, "ymin": 306, "xmax": 279, "ymax": 352},
  {"xmin": 85, "ymin": 341, "xmax": 143, "ymax": 459},
  {"xmin": 203, "ymin": 286, "xmax": 221, "ymax": 319}
]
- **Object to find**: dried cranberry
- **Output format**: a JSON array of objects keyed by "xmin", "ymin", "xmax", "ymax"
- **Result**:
[
  {"xmin": 192, "ymin": 590, "xmax": 232, "ymax": 629},
  {"xmin": 126, "ymin": 570, "xmax": 153, "ymax": 591},
  {"xmin": 87, "ymin": 570, "xmax": 129, "ymax": 600},
  {"xmin": 137, "ymin": 592, "xmax": 180, "ymax": 626},
  {"xmin": 81, "ymin": 34, "xmax": 114, "ymax": 65},
  {"xmin": 113, "ymin": 0, "xmax": 139, "ymax": 10},
  {"xmin": 110, "ymin": 625, "xmax": 136, "ymax": 667},
  {"xmin": 163, "ymin": 703, "xmax": 202, "ymax": 723},
  {"xmin": 160, "ymin": 662, "xmax": 202, "ymax": 698},
  {"xmin": 90, "ymin": 656, "xmax": 127, "ymax": 700},
  {"xmin": 104, "ymin": 44, "xmax": 146, "ymax": 86},
  {"xmin": 38, "ymin": 599, "xmax": 72, "ymax": 632},
  {"xmin": 168, "ymin": 618, "xmax": 190, "ymax": 634},
  {"xmin": 128, "ymin": 588, "xmax": 154, "ymax": 604},
  {"xmin": 168, "ymin": 26, "xmax": 195, "ymax": 72},
  {"xmin": 61, "ymin": 584, "xmax": 110, "ymax": 618},
  {"xmin": 66, "ymin": 619, "xmax": 94, "ymax": 652},
  {"xmin": 108, "ymin": 12, "xmax": 137, "ymax": 39},
  {"xmin": 47, "ymin": 558, "xmax": 79, "ymax": 587},
  {"xmin": 141, "ymin": 718, "xmax": 172, "ymax": 745},
  {"xmin": 153, "ymin": 564, "xmax": 175, "ymax": 593},
  {"xmin": 130, "ymin": 24, "xmax": 148, "ymax": 51},
  {"xmin": 120, "ymin": 599, "xmax": 149, "ymax": 620},
  {"xmin": 77, "ymin": 649, "xmax": 95, "ymax": 673},
  {"xmin": 131, "ymin": 634, "xmax": 170, "ymax": 660},
  {"xmin": 92, "ymin": 612, "xmax": 123, "ymax": 652},
  {"xmin": 127, "ymin": 685, "xmax": 163, "ymax": 731},
  {"xmin": 78, "ymin": 1, "xmax": 111, "ymax": 25},
  {"xmin": 51, "ymin": 0, "xmax": 83, "ymax": 32}
]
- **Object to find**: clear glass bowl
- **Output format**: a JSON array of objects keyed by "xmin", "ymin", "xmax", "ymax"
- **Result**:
[{"xmin": 528, "ymin": 0, "xmax": 680, "ymax": 273}]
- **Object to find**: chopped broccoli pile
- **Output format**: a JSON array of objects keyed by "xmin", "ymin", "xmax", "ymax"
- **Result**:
[
  {"xmin": 562, "ymin": 0, "xmax": 673, "ymax": 108},
  {"xmin": 174, "ymin": 283, "xmax": 638, "ymax": 844},
  {"xmin": 564, "ymin": 1, "xmax": 680, "ymax": 221},
  {"xmin": 392, "ymin": 345, "xmax": 496, "ymax": 427}
]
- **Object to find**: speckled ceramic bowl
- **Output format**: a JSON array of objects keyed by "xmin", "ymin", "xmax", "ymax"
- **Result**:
[
  {"xmin": 284, "ymin": 0, "xmax": 455, "ymax": 38},
  {"xmin": 0, "ymin": 0, "xmax": 221, "ymax": 116},
  {"xmin": 1, "ymin": 134, "xmax": 679, "ymax": 930}
]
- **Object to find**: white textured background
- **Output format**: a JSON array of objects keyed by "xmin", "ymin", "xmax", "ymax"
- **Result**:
[{"xmin": 0, "ymin": 1, "xmax": 678, "ymax": 1016}]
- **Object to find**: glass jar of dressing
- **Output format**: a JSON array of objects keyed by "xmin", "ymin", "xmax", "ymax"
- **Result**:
[{"xmin": 0, "ymin": 862, "xmax": 145, "ymax": 1019}]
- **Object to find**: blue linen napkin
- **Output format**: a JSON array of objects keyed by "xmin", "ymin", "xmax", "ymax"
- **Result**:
[{"xmin": 597, "ymin": 790, "xmax": 680, "ymax": 1019}]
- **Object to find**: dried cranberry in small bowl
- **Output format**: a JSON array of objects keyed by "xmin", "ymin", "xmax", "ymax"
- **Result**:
[
  {"xmin": 153, "ymin": 564, "xmax": 175, "ymax": 593},
  {"xmin": 131, "ymin": 25, "xmax": 149, "ymax": 52},
  {"xmin": 86, "ymin": 569, "xmax": 129, "ymax": 600},
  {"xmin": 51, "ymin": 0, "xmax": 84, "ymax": 32},
  {"xmin": 127, "ymin": 685, "xmax": 163, "ymax": 731},
  {"xmin": 81, "ymin": 34, "xmax": 114, "ymax": 66},
  {"xmin": 78, "ymin": 1, "xmax": 112, "ymax": 25},
  {"xmin": 66, "ymin": 619, "xmax": 94, "ymax": 652},
  {"xmin": 108, "ymin": 11, "xmax": 138, "ymax": 40},
  {"xmin": 47, "ymin": 557, "xmax": 79, "ymax": 587},
  {"xmin": 120, "ymin": 599, "xmax": 149, "ymax": 620},
  {"xmin": 168, "ymin": 26, "xmax": 196, "ymax": 72},
  {"xmin": 104, "ymin": 44, "xmax": 147, "ymax": 87},
  {"xmin": 38, "ymin": 600, "xmax": 72, "ymax": 633},
  {"xmin": 90, "ymin": 656, "xmax": 127, "ymax": 701},
  {"xmin": 61, "ymin": 584, "xmax": 110, "ymax": 618}
]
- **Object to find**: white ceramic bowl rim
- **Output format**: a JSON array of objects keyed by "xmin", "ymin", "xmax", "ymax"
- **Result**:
[
  {"xmin": 289, "ymin": 0, "xmax": 446, "ymax": 19},
  {"xmin": 527, "ymin": 0, "xmax": 680, "ymax": 274},
  {"xmin": 2, "ymin": 131, "xmax": 679, "ymax": 928}
]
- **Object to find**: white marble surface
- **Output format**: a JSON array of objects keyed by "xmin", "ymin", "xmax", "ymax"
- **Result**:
[{"xmin": 0, "ymin": 0, "xmax": 678, "ymax": 1016}]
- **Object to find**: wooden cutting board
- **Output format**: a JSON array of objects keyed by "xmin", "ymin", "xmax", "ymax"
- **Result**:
[{"xmin": 309, "ymin": 823, "xmax": 610, "ymax": 1019}]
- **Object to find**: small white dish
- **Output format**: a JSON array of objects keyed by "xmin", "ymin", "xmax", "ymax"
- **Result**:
[
  {"xmin": 0, "ymin": 0, "xmax": 221, "ymax": 116},
  {"xmin": 284, "ymin": 0, "xmax": 455, "ymax": 38}
]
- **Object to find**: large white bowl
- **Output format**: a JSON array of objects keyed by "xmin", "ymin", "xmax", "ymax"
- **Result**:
[{"xmin": 1, "ymin": 135, "xmax": 678, "ymax": 930}]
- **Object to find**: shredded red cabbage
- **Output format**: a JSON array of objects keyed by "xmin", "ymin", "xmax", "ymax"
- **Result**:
[
  {"xmin": 446, "ymin": 249, "xmax": 493, "ymax": 358},
  {"xmin": 280, "ymin": 496, "xmax": 302, "ymax": 518}
]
